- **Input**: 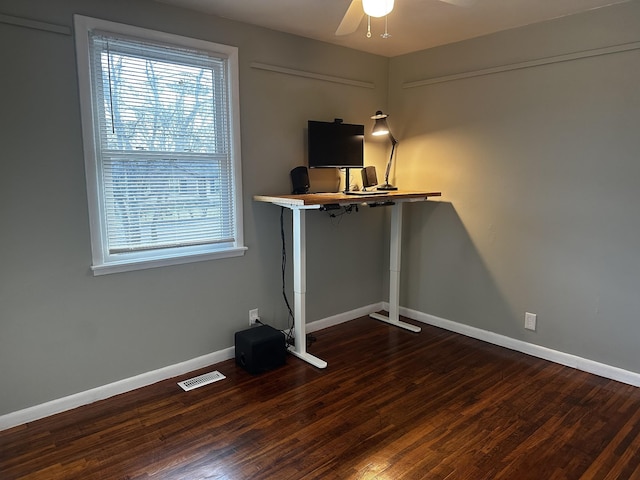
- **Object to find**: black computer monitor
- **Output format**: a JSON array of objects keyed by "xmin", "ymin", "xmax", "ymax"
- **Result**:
[{"xmin": 307, "ymin": 119, "xmax": 364, "ymax": 169}]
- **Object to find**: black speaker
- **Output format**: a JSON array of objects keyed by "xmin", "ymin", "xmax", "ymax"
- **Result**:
[
  {"xmin": 235, "ymin": 325, "xmax": 286, "ymax": 374},
  {"xmin": 361, "ymin": 165, "xmax": 378, "ymax": 189},
  {"xmin": 290, "ymin": 166, "xmax": 310, "ymax": 194}
]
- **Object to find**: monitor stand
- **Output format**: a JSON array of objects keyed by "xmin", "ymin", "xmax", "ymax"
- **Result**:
[{"xmin": 342, "ymin": 167, "xmax": 352, "ymax": 193}]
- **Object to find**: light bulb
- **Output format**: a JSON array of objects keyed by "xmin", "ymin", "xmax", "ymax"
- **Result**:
[{"xmin": 362, "ymin": 0, "xmax": 394, "ymax": 18}]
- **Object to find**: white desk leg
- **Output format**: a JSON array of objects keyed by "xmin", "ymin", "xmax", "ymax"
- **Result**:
[
  {"xmin": 290, "ymin": 207, "xmax": 328, "ymax": 368},
  {"xmin": 370, "ymin": 202, "xmax": 421, "ymax": 333}
]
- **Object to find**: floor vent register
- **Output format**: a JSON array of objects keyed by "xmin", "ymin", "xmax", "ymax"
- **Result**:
[{"xmin": 177, "ymin": 370, "xmax": 226, "ymax": 391}]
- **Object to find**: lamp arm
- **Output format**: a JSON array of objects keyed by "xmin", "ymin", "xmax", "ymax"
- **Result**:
[{"xmin": 383, "ymin": 137, "xmax": 397, "ymax": 185}]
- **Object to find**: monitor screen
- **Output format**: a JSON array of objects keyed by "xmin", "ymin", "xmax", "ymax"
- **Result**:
[{"xmin": 308, "ymin": 120, "xmax": 364, "ymax": 168}]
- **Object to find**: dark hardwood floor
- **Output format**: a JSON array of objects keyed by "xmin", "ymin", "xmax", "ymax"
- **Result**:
[{"xmin": 2, "ymin": 316, "xmax": 640, "ymax": 479}]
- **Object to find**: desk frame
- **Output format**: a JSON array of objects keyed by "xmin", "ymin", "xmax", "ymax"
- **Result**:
[{"xmin": 254, "ymin": 191, "xmax": 441, "ymax": 368}]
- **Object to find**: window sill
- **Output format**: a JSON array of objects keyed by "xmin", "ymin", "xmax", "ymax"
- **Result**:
[{"xmin": 91, "ymin": 246, "xmax": 248, "ymax": 276}]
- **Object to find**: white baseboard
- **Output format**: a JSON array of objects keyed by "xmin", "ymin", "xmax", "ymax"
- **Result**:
[
  {"xmin": 398, "ymin": 305, "xmax": 640, "ymax": 388},
  {"xmin": 0, "ymin": 304, "xmax": 379, "ymax": 432},
  {"xmin": 6, "ymin": 302, "xmax": 637, "ymax": 432},
  {"xmin": 306, "ymin": 302, "xmax": 384, "ymax": 333},
  {"xmin": 0, "ymin": 347, "xmax": 235, "ymax": 432}
]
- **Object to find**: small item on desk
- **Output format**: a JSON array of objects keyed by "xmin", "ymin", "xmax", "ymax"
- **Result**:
[
  {"xmin": 290, "ymin": 166, "xmax": 310, "ymax": 194},
  {"xmin": 343, "ymin": 166, "xmax": 388, "ymax": 195},
  {"xmin": 361, "ymin": 165, "xmax": 378, "ymax": 189},
  {"xmin": 345, "ymin": 190, "xmax": 388, "ymax": 196}
]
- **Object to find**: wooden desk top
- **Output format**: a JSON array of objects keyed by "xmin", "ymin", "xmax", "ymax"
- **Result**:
[{"xmin": 254, "ymin": 190, "xmax": 442, "ymax": 207}]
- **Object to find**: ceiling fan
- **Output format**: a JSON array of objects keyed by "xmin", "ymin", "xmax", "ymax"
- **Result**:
[{"xmin": 335, "ymin": 0, "xmax": 476, "ymax": 36}]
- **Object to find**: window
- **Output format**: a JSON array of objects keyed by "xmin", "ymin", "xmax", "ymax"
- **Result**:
[{"xmin": 74, "ymin": 15, "xmax": 245, "ymax": 275}]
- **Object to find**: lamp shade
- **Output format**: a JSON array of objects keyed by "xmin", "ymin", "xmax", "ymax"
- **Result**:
[
  {"xmin": 363, "ymin": 0, "xmax": 394, "ymax": 18},
  {"xmin": 371, "ymin": 110, "xmax": 390, "ymax": 136}
]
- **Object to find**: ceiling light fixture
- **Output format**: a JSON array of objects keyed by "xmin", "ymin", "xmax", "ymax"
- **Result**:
[{"xmin": 362, "ymin": 0, "xmax": 394, "ymax": 18}]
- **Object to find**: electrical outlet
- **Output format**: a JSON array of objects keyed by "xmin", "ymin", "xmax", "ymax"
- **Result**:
[
  {"xmin": 249, "ymin": 308, "xmax": 259, "ymax": 326},
  {"xmin": 524, "ymin": 312, "xmax": 537, "ymax": 331}
]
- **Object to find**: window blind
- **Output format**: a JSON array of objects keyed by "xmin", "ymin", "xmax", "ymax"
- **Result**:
[{"xmin": 88, "ymin": 32, "xmax": 236, "ymax": 255}]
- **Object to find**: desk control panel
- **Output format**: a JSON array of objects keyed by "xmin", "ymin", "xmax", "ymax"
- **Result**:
[
  {"xmin": 319, "ymin": 204, "xmax": 341, "ymax": 211},
  {"xmin": 368, "ymin": 201, "xmax": 396, "ymax": 207}
]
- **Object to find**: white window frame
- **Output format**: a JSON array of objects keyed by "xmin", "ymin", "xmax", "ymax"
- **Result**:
[{"xmin": 74, "ymin": 15, "xmax": 246, "ymax": 275}]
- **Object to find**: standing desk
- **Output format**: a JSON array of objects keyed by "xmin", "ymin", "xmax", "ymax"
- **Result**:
[{"xmin": 254, "ymin": 190, "xmax": 442, "ymax": 369}]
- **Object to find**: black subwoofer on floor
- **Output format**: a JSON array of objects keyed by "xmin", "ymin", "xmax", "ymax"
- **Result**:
[{"xmin": 235, "ymin": 325, "xmax": 287, "ymax": 374}]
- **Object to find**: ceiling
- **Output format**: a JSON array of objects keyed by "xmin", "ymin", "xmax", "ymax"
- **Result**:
[{"xmin": 153, "ymin": 0, "xmax": 631, "ymax": 57}]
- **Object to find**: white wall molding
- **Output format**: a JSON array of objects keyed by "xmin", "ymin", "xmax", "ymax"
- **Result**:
[
  {"xmin": 0, "ymin": 304, "xmax": 378, "ymax": 432},
  {"xmin": 398, "ymin": 305, "xmax": 640, "ymax": 388},
  {"xmin": 403, "ymin": 41, "xmax": 640, "ymax": 89},
  {"xmin": 251, "ymin": 62, "xmax": 375, "ymax": 89},
  {"xmin": 0, "ymin": 13, "xmax": 71, "ymax": 35}
]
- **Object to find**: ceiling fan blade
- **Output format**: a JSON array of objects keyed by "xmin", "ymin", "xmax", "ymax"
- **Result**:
[
  {"xmin": 438, "ymin": 0, "xmax": 476, "ymax": 6},
  {"xmin": 335, "ymin": 0, "xmax": 365, "ymax": 36}
]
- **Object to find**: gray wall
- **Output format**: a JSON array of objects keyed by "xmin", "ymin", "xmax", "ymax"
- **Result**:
[
  {"xmin": 0, "ymin": 0, "xmax": 389, "ymax": 415},
  {"xmin": 3, "ymin": 0, "xmax": 639, "ymax": 418},
  {"xmin": 390, "ymin": 1, "xmax": 640, "ymax": 373}
]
